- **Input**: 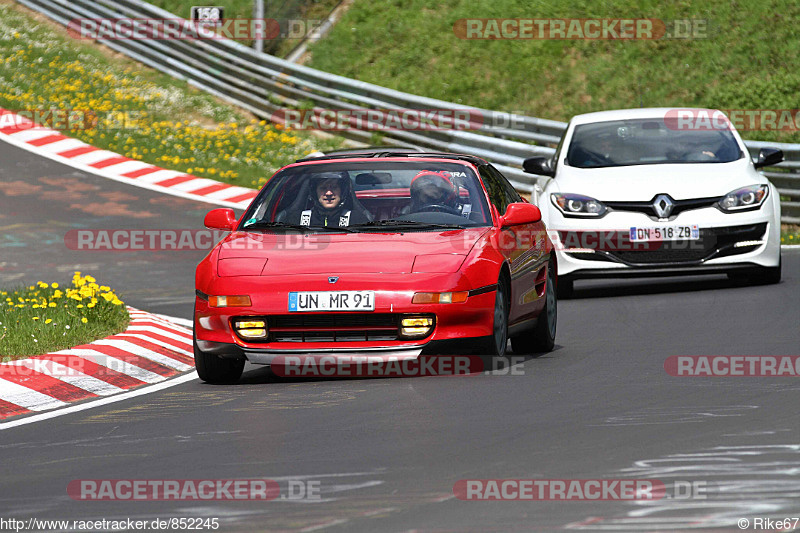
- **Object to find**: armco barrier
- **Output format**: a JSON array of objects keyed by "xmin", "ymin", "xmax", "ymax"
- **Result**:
[{"xmin": 13, "ymin": 0, "xmax": 800, "ymax": 223}]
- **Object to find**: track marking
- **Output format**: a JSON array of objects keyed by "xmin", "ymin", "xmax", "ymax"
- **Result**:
[{"xmin": 0, "ymin": 372, "xmax": 198, "ymax": 430}]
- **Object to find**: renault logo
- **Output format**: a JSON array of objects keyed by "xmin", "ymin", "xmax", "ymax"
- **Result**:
[
  {"xmin": 652, "ymin": 194, "xmax": 674, "ymax": 218},
  {"xmin": 328, "ymin": 276, "xmax": 339, "ymax": 284}
]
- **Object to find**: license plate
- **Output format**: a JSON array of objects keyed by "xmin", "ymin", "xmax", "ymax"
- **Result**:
[
  {"xmin": 288, "ymin": 291, "xmax": 375, "ymax": 312},
  {"xmin": 630, "ymin": 224, "xmax": 699, "ymax": 242}
]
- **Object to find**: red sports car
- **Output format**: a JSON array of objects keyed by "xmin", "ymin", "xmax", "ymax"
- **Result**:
[{"xmin": 194, "ymin": 152, "xmax": 558, "ymax": 383}]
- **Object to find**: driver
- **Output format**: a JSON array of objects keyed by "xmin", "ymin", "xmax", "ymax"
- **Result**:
[
  {"xmin": 408, "ymin": 170, "xmax": 459, "ymax": 213},
  {"xmin": 277, "ymin": 172, "xmax": 371, "ymax": 227}
]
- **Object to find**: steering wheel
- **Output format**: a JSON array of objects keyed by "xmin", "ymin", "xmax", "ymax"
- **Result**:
[{"xmin": 418, "ymin": 204, "xmax": 461, "ymax": 215}]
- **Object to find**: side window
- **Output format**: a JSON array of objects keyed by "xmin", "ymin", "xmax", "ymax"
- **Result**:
[
  {"xmin": 479, "ymin": 166, "xmax": 507, "ymax": 214},
  {"xmin": 488, "ymin": 165, "xmax": 522, "ymax": 208}
]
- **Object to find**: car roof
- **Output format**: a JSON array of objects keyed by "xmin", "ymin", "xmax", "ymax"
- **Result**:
[
  {"xmin": 295, "ymin": 151, "xmax": 489, "ymax": 166},
  {"xmin": 569, "ymin": 107, "xmax": 725, "ymax": 126}
]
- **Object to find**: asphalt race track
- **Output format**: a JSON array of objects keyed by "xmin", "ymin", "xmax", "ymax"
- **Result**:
[{"xmin": 1, "ymin": 139, "xmax": 799, "ymax": 532}]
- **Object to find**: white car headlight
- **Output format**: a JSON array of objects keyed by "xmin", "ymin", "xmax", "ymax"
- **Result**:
[
  {"xmin": 716, "ymin": 184, "xmax": 769, "ymax": 212},
  {"xmin": 551, "ymin": 193, "xmax": 608, "ymax": 217}
]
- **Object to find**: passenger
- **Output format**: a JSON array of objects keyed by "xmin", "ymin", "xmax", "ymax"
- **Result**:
[
  {"xmin": 408, "ymin": 170, "xmax": 460, "ymax": 213},
  {"xmin": 277, "ymin": 173, "xmax": 372, "ymax": 227}
]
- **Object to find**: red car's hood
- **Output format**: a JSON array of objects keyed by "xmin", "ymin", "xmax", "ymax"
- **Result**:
[{"xmin": 215, "ymin": 228, "xmax": 489, "ymax": 275}]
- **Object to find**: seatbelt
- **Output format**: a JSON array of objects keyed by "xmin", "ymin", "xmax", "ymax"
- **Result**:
[{"xmin": 302, "ymin": 209, "xmax": 351, "ymax": 226}]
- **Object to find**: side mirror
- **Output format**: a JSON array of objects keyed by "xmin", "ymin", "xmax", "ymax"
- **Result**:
[
  {"xmin": 522, "ymin": 157, "xmax": 554, "ymax": 177},
  {"xmin": 753, "ymin": 148, "xmax": 783, "ymax": 169},
  {"xmin": 204, "ymin": 208, "xmax": 237, "ymax": 231},
  {"xmin": 501, "ymin": 203, "xmax": 541, "ymax": 227}
]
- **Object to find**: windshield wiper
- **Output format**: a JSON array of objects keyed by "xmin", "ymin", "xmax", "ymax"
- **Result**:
[
  {"xmin": 350, "ymin": 219, "xmax": 465, "ymax": 231},
  {"xmin": 242, "ymin": 221, "xmax": 358, "ymax": 233}
]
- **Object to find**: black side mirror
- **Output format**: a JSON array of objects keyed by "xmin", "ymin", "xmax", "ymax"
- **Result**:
[
  {"xmin": 754, "ymin": 148, "xmax": 783, "ymax": 169},
  {"xmin": 522, "ymin": 157, "xmax": 554, "ymax": 177}
]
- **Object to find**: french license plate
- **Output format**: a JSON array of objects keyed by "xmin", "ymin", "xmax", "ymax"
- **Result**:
[
  {"xmin": 630, "ymin": 224, "xmax": 699, "ymax": 242},
  {"xmin": 288, "ymin": 291, "xmax": 375, "ymax": 312}
]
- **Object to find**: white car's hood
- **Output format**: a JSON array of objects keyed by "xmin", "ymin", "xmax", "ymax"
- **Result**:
[{"xmin": 550, "ymin": 158, "xmax": 765, "ymax": 201}]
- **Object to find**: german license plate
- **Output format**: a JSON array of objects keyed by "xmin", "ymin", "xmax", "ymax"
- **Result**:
[
  {"xmin": 288, "ymin": 291, "xmax": 375, "ymax": 312},
  {"xmin": 630, "ymin": 224, "xmax": 699, "ymax": 242}
]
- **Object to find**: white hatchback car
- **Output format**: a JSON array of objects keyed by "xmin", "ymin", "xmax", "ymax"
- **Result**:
[{"xmin": 524, "ymin": 108, "xmax": 783, "ymax": 297}]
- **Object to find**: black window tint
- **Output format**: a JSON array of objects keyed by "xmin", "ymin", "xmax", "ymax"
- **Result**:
[
  {"xmin": 489, "ymin": 165, "xmax": 522, "ymax": 207},
  {"xmin": 479, "ymin": 166, "xmax": 507, "ymax": 214}
]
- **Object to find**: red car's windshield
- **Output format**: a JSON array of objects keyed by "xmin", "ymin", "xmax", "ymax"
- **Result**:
[{"xmin": 239, "ymin": 160, "xmax": 492, "ymax": 231}]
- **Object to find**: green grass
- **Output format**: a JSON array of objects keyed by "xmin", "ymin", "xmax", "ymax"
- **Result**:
[
  {"xmin": 307, "ymin": 0, "xmax": 800, "ymax": 144},
  {"xmin": 1, "ymin": 273, "xmax": 129, "ymax": 360},
  {"xmin": 781, "ymin": 225, "xmax": 800, "ymax": 245},
  {"xmin": 0, "ymin": 1, "xmax": 345, "ymax": 190}
]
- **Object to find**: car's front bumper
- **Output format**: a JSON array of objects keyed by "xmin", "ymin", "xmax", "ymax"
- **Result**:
[
  {"xmin": 546, "ymin": 207, "xmax": 780, "ymax": 278},
  {"xmin": 195, "ymin": 339, "xmax": 425, "ymax": 365},
  {"xmin": 194, "ymin": 273, "xmax": 498, "ymax": 358}
]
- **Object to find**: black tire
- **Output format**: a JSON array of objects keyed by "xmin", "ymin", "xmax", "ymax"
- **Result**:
[
  {"xmin": 194, "ymin": 335, "xmax": 245, "ymax": 384},
  {"xmin": 557, "ymin": 275, "xmax": 574, "ymax": 299},
  {"xmin": 511, "ymin": 260, "xmax": 557, "ymax": 354},
  {"xmin": 482, "ymin": 279, "xmax": 509, "ymax": 356}
]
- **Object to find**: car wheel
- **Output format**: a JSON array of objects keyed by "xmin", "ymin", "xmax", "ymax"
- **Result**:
[
  {"xmin": 482, "ymin": 279, "xmax": 508, "ymax": 356},
  {"xmin": 747, "ymin": 258, "xmax": 782, "ymax": 285},
  {"xmin": 511, "ymin": 260, "xmax": 557, "ymax": 354},
  {"xmin": 194, "ymin": 333, "xmax": 245, "ymax": 384},
  {"xmin": 557, "ymin": 275, "xmax": 574, "ymax": 299}
]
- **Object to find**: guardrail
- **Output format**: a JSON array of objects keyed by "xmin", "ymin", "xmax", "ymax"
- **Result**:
[{"xmin": 15, "ymin": 0, "xmax": 800, "ymax": 223}]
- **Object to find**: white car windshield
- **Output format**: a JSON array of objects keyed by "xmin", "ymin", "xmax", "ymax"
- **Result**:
[{"xmin": 566, "ymin": 118, "xmax": 744, "ymax": 168}]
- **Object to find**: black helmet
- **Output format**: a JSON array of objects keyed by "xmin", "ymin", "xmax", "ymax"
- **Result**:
[{"xmin": 410, "ymin": 170, "xmax": 458, "ymax": 210}]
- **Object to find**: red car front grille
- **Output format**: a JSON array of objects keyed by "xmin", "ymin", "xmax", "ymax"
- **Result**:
[{"xmin": 268, "ymin": 313, "xmax": 400, "ymax": 342}]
